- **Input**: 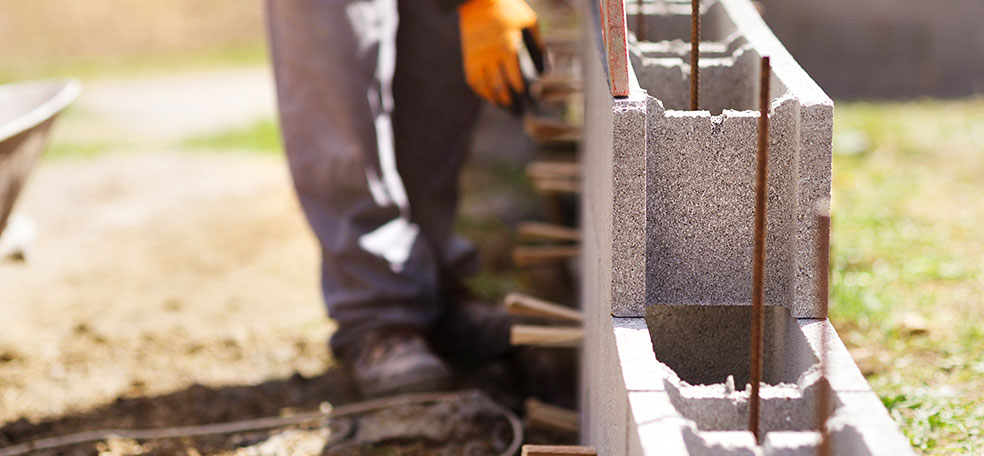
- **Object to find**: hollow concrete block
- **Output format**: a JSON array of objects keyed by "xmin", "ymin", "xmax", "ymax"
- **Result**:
[
  {"xmin": 633, "ymin": 0, "xmax": 832, "ymax": 319},
  {"xmin": 580, "ymin": 0, "xmax": 911, "ymax": 454}
]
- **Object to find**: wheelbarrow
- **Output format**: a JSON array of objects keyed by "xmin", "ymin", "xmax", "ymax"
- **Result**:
[{"xmin": 0, "ymin": 79, "xmax": 81, "ymax": 248}]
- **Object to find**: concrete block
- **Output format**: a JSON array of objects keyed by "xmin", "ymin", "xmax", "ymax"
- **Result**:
[
  {"xmin": 610, "ymin": 97, "xmax": 649, "ymax": 316},
  {"xmin": 695, "ymin": 432, "xmax": 759, "ymax": 455},
  {"xmin": 634, "ymin": 418, "xmax": 699, "ymax": 455},
  {"xmin": 580, "ymin": 9, "xmax": 639, "ymax": 453},
  {"xmin": 614, "ymin": 317, "xmax": 676, "ymax": 391},
  {"xmin": 606, "ymin": 315, "xmax": 913, "ymax": 455},
  {"xmin": 634, "ymin": 0, "xmax": 832, "ymax": 319},
  {"xmin": 628, "ymin": 391, "xmax": 680, "ymax": 425},
  {"xmin": 761, "ymin": 432, "xmax": 821, "ymax": 456},
  {"xmin": 645, "ymin": 305, "xmax": 815, "ymax": 386},
  {"xmin": 827, "ymin": 392, "xmax": 915, "ymax": 456},
  {"xmin": 796, "ymin": 319, "xmax": 872, "ymax": 393},
  {"xmin": 581, "ymin": 0, "xmax": 649, "ymax": 319},
  {"xmin": 580, "ymin": 0, "xmax": 910, "ymax": 454}
]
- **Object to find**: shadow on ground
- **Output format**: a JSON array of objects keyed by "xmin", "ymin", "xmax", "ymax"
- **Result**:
[{"xmin": 0, "ymin": 347, "xmax": 578, "ymax": 455}]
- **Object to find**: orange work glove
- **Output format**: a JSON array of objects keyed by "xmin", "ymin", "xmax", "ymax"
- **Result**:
[{"xmin": 458, "ymin": 0, "xmax": 541, "ymax": 110}]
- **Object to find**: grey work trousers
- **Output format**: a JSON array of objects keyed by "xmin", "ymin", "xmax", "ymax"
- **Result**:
[{"xmin": 266, "ymin": 0, "xmax": 481, "ymax": 354}]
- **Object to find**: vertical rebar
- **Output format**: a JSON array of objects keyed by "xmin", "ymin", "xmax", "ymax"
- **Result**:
[
  {"xmin": 636, "ymin": 0, "xmax": 647, "ymax": 41},
  {"xmin": 690, "ymin": 0, "xmax": 700, "ymax": 110},
  {"xmin": 816, "ymin": 205, "xmax": 831, "ymax": 456},
  {"xmin": 749, "ymin": 55, "xmax": 770, "ymax": 444}
]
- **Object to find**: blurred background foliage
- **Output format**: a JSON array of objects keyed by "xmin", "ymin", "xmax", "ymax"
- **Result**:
[{"xmin": 0, "ymin": 0, "xmax": 266, "ymax": 82}]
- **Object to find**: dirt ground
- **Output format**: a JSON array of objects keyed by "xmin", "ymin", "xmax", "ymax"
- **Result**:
[
  {"xmin": 0, "ymin": 1, "xmax": 583, "ymax": 452},
  {"xmin": 0, "ymin": 151, "xmax": 332, "ymax": 426},
  {"xmin": 0, "ymin": 56, "xmax": 580, "ymax": 453}
]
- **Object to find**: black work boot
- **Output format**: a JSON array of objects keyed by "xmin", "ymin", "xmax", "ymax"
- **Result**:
[
  {"xmin": 429, "ymin": 297, "xmax": 514, "ymax": 364},
  {"xmin": 342, "ymin": 328, "xmax": 452, "ymax": 398}
]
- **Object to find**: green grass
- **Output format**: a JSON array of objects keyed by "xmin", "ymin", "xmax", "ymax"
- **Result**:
[
  {"xmin": 45, "ymin": 139, "xmax": 122, "ymax": 160},
  {"xmin": 182, "ymin": 118, "xmax": 282, "ymax": 153},
  {"xmin": 830, "ymin": 99, "xmax": 984, "ymax": 454},
  {"xmin": 42, "ymin": 109, "xmax": 285, "ymax": 161}
]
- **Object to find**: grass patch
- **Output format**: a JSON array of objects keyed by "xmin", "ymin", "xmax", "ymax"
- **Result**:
[
  {"xmin": 830, "ymin": 99, "xmax": 984, "ymax": 454},
  {"xmin": 45, "ymin": 140, "xmax": 121, "ymax": 160},
  {"xmin": 182, "ymin": 118, "xmax": 282, "ymax": 153}
]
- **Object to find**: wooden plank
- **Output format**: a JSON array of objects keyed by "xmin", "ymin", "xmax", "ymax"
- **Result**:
[
  {"xmin": 516, "ymin": 221, "xmax": 580, "ymax": 242},
  {"xmin": 526, "ymin": 161, "xmax": 581, "ymax": 180},
  {"xmin": 510, "ymin": 325, "xmax": 583, "ymax": 348},
  {"xmin": 525, "ymin": 398, "xmax": 580, "ymax": 434},
  {"xmin": 522, "ymin": 444, "xmax": 597, "ymax": 456},
  {"xmin": 523, "ymin": 115, "xmax": 582, "ymax": 142},
  {"xmin": 532, "ymin": 178, "xmax": 580, "ymax": 195},
  {"xmin": 530, "ymin": 73, "xmax": 583, "ymax": 102},
  {"xmin": 504, "ymin": 292, "xmax": 583, "ymax": 323},
  {"xmin": 512, "ymin": 245, "xmax": 580, "ymax": 266}
]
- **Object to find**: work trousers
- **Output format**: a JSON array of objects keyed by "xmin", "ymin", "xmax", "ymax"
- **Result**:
[{"xmin": 266, "ymin": 0, "xmax": 482, "ymax": 354}]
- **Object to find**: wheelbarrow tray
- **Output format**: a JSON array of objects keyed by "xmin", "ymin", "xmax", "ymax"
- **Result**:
[{"xmin": 0, "ymin": 79, "xmax": 80, "ymax": 235}]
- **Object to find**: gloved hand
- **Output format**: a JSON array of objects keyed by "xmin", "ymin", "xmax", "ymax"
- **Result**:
[{"xmin": 458, "ymin": 0, "xmax": 543, "ymax": 111}]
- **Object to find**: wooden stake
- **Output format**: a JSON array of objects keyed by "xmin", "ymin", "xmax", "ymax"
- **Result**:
[
  {"xmin": 523, "ymin": 115, "xmax": 582, "ymax": 142},
  {"xmin": 513, "ymin": 245, "xmax": 581, "ymax": 266},
  {"xmin": 526, "ymin": 161, "xmax": 581, "ymax": 180},
  {"xmin": 525, "ymin": 398, "xmax": 580, "ymax": 434},
  {"xmin": 522, "ymin": 445, "xmax": 596, "ymax": 456},
  {"xmin": 530, "ymin": 73, "xmax": 583, "ymax": 102},
  {"xmin": 517, "ymin": 222, "xmax": 581, "ymax": 243},
  {"xmin": 748, "ymin": 55, "xmax": 771, "ymax": 444},
  {"xmin": 510, "ymin": 325, "xmax": 583, "ymax": 347},
  {"xmin": 690, "ymin": 0, "xmax": 700, "ymax": 111},
  {"xmin": 505, "ymin": 293, "xmax": 583, "ymax": 323},
  {"xmin": 532, "ymin": 178, "xmax": 581, "ymax": 195}
]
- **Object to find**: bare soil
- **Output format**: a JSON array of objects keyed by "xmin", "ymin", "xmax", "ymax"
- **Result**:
[
  {"xmin": 0, "ymin": 148, "xmax": 577, "ymax": 455},
  {"xmin": 0, "ymin": 151, "xmax": 336, "ymax": 427},
  {"xmin": 0, "ymin": 61, "xmax": 578, "ymax": 453}
]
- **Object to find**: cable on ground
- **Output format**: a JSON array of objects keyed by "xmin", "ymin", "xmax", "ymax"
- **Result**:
[{"xmin": 0, "ymin": 391, "xmax": 523, "ymax": 456}]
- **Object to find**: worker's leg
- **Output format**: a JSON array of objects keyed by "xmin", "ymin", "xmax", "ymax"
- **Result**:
[
  {"xmin": 392, "ymin": 0, "xmax": 482, "ymax": 280},
  {"xmin": 392, "ymin": 0, "xmax": 513, "ymax": 362},
  {"xmin": 266, "ymin": 0, "xmax": 445, "ymax": 356}
]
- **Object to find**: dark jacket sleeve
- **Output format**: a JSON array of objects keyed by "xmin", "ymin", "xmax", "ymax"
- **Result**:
[{"xmin": 435, "ymin": 0, "xmax": 469, "ymax": 10}]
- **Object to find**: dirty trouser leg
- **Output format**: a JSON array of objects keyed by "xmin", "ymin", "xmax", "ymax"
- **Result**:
[
  {"xmin": 391, "ymin": 1, "xmax": 511, "ymax": 361},
  {"xmin": 267, "ymin": 0, "xmax": 445, "ymax": 355},
  {"xmin": 392, "ymin": 0, "xmax": 482, "ymax": 283}
]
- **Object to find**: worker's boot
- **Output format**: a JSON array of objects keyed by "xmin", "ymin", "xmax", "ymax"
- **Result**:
[
  {"xmin": 343, "ymin": 328, "xmax": 452, "ymax": 398},
  {"xmin": 429, "ymin": 297, "xmax": 514, "ymax": 364}
]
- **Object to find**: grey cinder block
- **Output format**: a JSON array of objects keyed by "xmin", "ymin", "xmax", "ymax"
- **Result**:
[
  {"xmin": 633, "ymin": 0, "xmax": 832, "ymax": 319},
  {"xmin": 581, "ymin": 0, "xmax": 910, "ymax": 454}
]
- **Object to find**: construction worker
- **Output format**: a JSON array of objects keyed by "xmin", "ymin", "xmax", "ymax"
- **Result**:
[{"xmin": 266, "ymin": 0, "xmax": 541, "ymax": 397}]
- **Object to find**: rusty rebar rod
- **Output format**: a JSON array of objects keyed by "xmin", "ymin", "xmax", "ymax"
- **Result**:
[
  {"xmin": 690, "ymin": 0, "xmax": 700, "ymax": 110},
  {"xmin": 748, "ymin": 55, "xmax": 770, "ymax": 444},
  {"xmin": 636, "ymin": 0, "xmax": 647, "ymax": 41},
  {"xmin": 816, "ymin": 204, "xmax": 831, "ymax": 456}
]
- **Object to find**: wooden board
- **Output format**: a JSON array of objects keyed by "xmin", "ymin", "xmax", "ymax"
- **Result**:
[{"xmin": 522, "ymin": 445, "xmax": 597, "ymax": 456}]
